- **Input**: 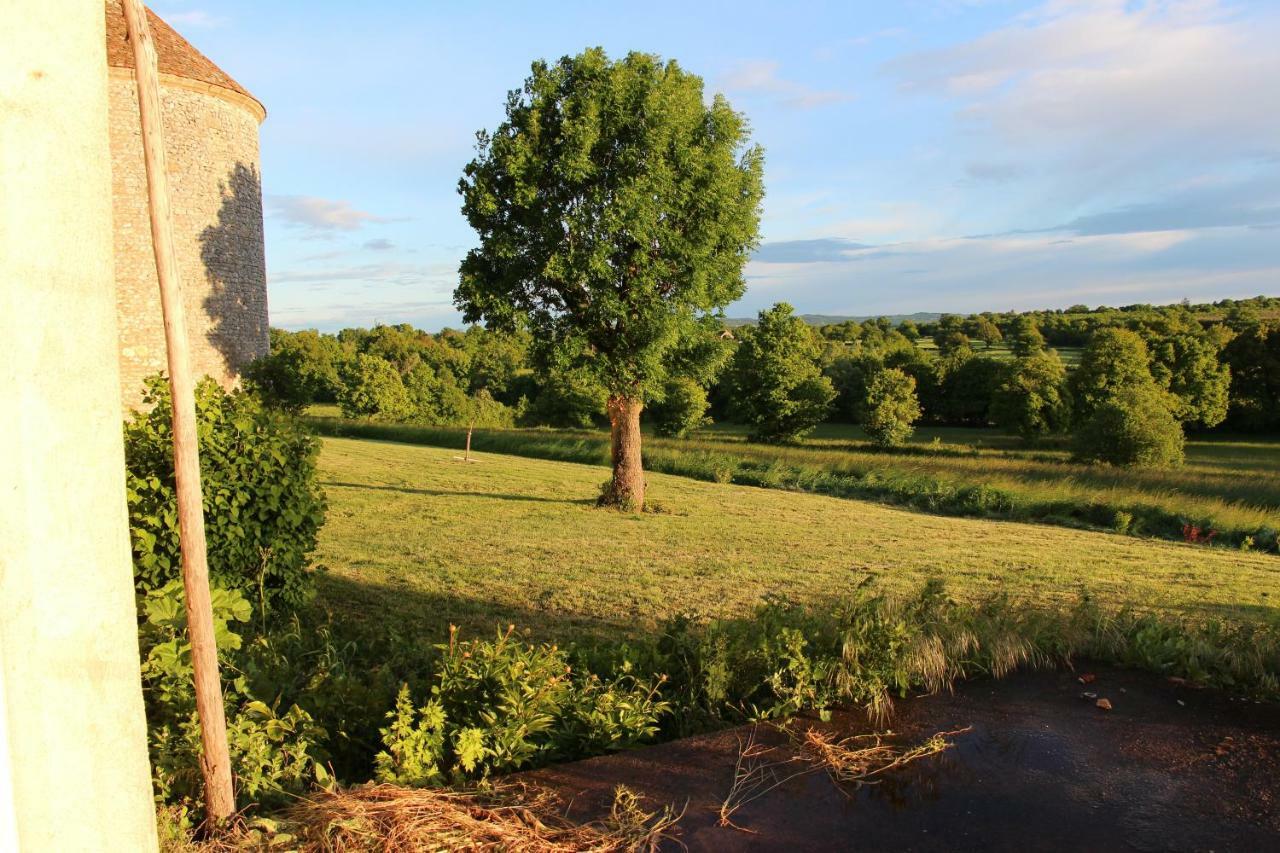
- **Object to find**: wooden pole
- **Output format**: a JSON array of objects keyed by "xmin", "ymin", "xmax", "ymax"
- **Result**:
[{"xmin": 121, "ymin": 0, "xmax": 236, "ymax": 823}]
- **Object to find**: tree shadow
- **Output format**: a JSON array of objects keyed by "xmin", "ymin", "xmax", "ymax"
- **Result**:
[
  {"xmin": 320, "ymin": 480, "xmax": 596, "ymax": 506},
  {"xmin": 309, "ymin": 571, "xmax": 641, "ymax": 647},
  {"xmin": 198, "ymin": 162, "xmax": 269, "ymax": 376}
]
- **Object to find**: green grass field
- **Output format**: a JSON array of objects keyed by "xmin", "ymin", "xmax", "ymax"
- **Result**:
[
  {"xmin": 912, "ymin": 341, "xmax": 1084, "ymax": 365},
  {"xmin": 309, "ymin": 411, "xmax": 1280, "ymax": 549},
  {"xmin": 312, "ymin": 436, "xmax": 1280, "ymax": 643}
]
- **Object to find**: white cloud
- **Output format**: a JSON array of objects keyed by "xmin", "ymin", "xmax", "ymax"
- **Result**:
[
  {"xmin": 887, "ymin": 0, "xmax": 1280, "ymax": 192},
  {"xmin": 268, "ymin": 261, "xmax": 453, "ymax": 288},
  {"xmin": 718, "ymin": 60, "xmax": 852, "ymax": 109},
  {"xmin": 738, "ymin": 224, "xmax": 1278, "ymax": 314},
  {"xmin": 265, "ymin": 195, "xmax": 395, "ymax": 233}
]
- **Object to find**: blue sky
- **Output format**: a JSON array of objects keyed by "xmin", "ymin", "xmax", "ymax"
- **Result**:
[{"xmin": 159, "ymin": 0, "xmax": 1280, "ymax": 331}]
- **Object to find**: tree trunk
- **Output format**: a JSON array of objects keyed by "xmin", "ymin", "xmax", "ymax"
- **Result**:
[{"xmin": 603, "ymin": 395, "xmax": 645, "ymax": 510}]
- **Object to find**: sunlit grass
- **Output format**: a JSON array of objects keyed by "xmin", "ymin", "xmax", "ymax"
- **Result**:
[
  {"xmin": 312, "ymin": 436, "xmax": 1280, "ymax": 643},
  {"xmin": 307, "ymin": 413, "xmax": 1280, "ymax": 548}
]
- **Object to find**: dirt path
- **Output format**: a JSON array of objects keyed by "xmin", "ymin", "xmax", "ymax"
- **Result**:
[{"xmin": 525, "ymin": 666, "xmax": 1280, "ymax": 851}]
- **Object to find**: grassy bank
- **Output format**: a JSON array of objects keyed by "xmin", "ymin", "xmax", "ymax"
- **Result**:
[
  {"xmin": 312, "ymin": 436, "xmax": 1279, "ymax": 641},
  {"xmin": 307, "ymin": 415, "xmax": 1280, "ymax": 551}
]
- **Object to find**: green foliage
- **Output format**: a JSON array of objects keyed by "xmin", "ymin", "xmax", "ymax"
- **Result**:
[
  {"xmin": 1007, "ymin": 316, "xmax": 1046, "ymax": 357},
  {"xmin": 648, "ymin": 377, "xmax": 712, "ymax": 437},
  {"xmin": 1071, "ymin": 328, "xmax": 1161, "ymax": 421},
  {"xmin": 728, "ymin": 303, "xmax": 836, "ymax": 442},
  {"xmin": 404, "ymin": 363, "xmax": 471, "ymax": 424},
  {"xmin": 374, "ymin": 685, "xmax": 448, "ymax": 786},
  {"xmin": 139, "ymin": 583, "xmax": 328, "ymax": 816},
  {"xmin": 338, "ymin": 353, "xmax": 412, "ymax": 421},
  {"xmin": 375, "ymin": 629, "xmax": 669, "ymax": 783},
  {"xmin": 862, "ymin": 368, "xmax": 921, "ymax": 447},
  {"xmin": 124, "ymin": 377, "xmax": 326, "ymax": 613},
  {"xmin": 935, "ymin": 355, "xmax": 1003, "ymax": 426},
  {"xmin": 935, "ymin": 329, "xmax": 971, "ymax": 357},
  {"xmin": 991, "ymin": 350, "xmax": 1072, "ymax": 440},
  {"xmin": 1073, "ymin": 383, "xmax": 1186, "ymax": 467},
  {"xmin": 1148, "ymin": 331, "xmax": 1231, "ymax": 428},
  {"xmin": 825, "ymin": 352, "xmax": 883, "ymax": 422},
  {"xmin": 965, "ymin": 315, "xmax": 1003, "ymax": 348},
  {"xmin": 523, "ymin": 366, "xmax": 608, "ymax": 428},
  {"xmin": 456, "ymin": 47, "xmax": 764, "ymax": 405},
  {"xmin": 1224, "ymin": 321, "xmax": 1280, "ymax": 429},
  {"xmin": 245, "ymin": 329, "xmax": 345, "ymax": 411}
]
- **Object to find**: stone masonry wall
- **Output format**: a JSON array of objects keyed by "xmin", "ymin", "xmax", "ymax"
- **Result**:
[{"xmin": 109, "ymin": 70, "xmax": 268, "ymax": 412}]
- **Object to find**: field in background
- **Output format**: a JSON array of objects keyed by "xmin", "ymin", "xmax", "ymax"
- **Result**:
[
  {"xmin": 308, "ymin": 410, "xmax": 1280, "ymax": 548},
  {"xmin": 311, "ymin": 436, "xmax": 1280, "ymax": 642},
  {"xmin": 912, "ymin": 341, "xmax": 1084, "ymax": 365}
]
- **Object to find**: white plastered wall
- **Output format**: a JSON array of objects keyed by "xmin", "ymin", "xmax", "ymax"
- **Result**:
[{"xmin": 0, "ymin": 0, "xmax": 159, "ymax": 848}]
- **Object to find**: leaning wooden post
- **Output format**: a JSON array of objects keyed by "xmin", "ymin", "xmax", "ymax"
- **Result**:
[{"xmin": 121, "ymin": 0, "xmax": 236, "ymax": 822}]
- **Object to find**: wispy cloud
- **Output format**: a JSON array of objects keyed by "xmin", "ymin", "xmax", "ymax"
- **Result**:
[
  {"xmin": 269, "ymin": 261, "xmax": 452, "ymax": 288},
  {"xmin": 271, "ymin": 299, "xmax": 457, "ymax": 331},
  {"xmin": 886, "ymin": 0, "xmax": 1280, "ymax": 191},
  {"xmin": 753, "ymin": 238, "xmax": 871, "ymax": 264},
  {"xmin": 739, "ymin": 225, "xmax": 1279, "ymax": 315},
  {"xmin": 266, "ymin": 195, "xmax": 397, "ymax": 234},
  {"xmin": 363, "ymin": 238, "xmax": 396, "ymax": 251},
  {"xmin": 718, "ymin": 60, "xmax": 851, "ymax": 109},
  {"xmin": 962, "ymin": 161, "xmax": 1022, "ymax": 184}
]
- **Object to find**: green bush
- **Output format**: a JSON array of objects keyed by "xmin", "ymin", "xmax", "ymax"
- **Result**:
[
  {"xmin": 648, "ymin": 377, "xmax": 712, "ymax": 438},
  {"xmin": 862, "ymin": 368, "xmax": 921, "ymax": 447},
  {"xmin": 140, "ymin": 582, "xmax": 328, "ymax": 817},
  {"xmin": 1073, "ymin": 383, "xmax": 1186, "ymax": 467},
  {"xmin": 374, "ymin": 629, "xmax": 669, "ymax": 784},
  {"xmin": 124, "ymin": 377, "xmax": 326, "ymax": 613}
]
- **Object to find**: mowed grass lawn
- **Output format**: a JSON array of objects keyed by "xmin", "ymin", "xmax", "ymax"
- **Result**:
[{"xmin": 312, "ymin": 436, "xmax": 1280, "ymax": 642}]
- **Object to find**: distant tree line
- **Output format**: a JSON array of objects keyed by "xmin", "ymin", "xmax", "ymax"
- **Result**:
[{"xmin": 247, "ymin": 294, "xmax": 1280, "ymax": 469}]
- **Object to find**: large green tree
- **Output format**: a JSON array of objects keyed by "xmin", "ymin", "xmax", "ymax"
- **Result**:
[
  {"xmin": 990, "ymin": 349, "xmax": 1072, "ymax": 440},
  {"xmin": 1147, "ymin": 332, "xmax": 1230, "ymax": 428},
  {"xmin": 727, "ymin": 303, "xmax": 836, "ymax": 442},
  {"xmin": 456, "ymin": 49, "xmax": 764, "ymax": 509},
  {"xmin": 1070, "ymin": 328, "xmax": 1159, "ymax": 421},
  {"xmin": 862, "ymin": 367, "xmax": 921, "ymax": 447}
]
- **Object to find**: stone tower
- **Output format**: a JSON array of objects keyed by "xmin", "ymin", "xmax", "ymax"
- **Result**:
[{"xmin": 105, "ymin": 0, "xmax": 269, "ymax": 411}]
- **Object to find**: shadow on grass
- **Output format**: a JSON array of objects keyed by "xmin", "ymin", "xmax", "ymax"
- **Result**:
[
  {"xmin": 309, "ymin": 571, "xmax": 640, "ymax": 647},
  {"xmin": 321, "ymin": 480, "xmax": 596, "ymax": 507}
]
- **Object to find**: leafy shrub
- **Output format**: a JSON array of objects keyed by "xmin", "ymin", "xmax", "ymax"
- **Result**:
[
  {"xmin": 1073, "ymin": 383, "xmax": 1186, "ymax": 467},
  {"xmin": 862, "ymin": 368, "xmax": 921, "ymax": 447},
  {"xmin": 375, "ymin": 628, "xmax": 669, "ymax": 783},
  {"xmin": 140, "ymin": 582, "xmax": 328, "ymax": 816},
  {"xmin": 124, "ymin": 377, "xmax": 327, "ymax": 613},
  {"xmin": 648, "ymin": 377, "xmax": 712, "ymax": 438}
]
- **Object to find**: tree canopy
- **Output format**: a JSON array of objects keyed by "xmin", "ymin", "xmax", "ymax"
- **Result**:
[{"xmin": 455, "ymin": 48, "xmax": 764, "ymax": 508}]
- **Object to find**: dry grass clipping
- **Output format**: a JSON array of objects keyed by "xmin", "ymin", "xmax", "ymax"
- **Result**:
[
  {"xmin": 283, "ymin": 781, "xmax": 680, "ymax": 852},
  {"xmin": 718, "ymin": 723, "xmax": 968, "ymax": 831},
  {"xmin": 799, "ymin": 726, "xmax": 970, "ymax": 785}
]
